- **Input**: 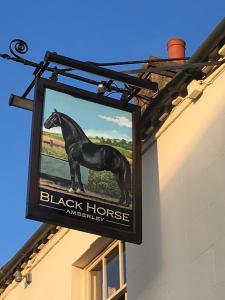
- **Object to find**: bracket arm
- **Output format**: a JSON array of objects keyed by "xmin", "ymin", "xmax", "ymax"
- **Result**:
[{"xmin": 44, "ymin": 51, "xmax": 158, "ymax": 91}]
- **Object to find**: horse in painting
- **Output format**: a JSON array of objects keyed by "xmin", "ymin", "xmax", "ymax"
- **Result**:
[{"xmin": 44, "ymin": 110, "xmax": 132, "ymax": 206}]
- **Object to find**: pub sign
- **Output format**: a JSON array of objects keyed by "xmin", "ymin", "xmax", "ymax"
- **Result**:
[{"xmin": 27, "ymin": 78, "xmax": 142, "ymax": 244}]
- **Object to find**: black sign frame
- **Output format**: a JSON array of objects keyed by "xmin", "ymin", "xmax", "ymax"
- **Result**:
[{"xmin": 27, "ymin": 78, "xmax": 142, "ymax": 244}]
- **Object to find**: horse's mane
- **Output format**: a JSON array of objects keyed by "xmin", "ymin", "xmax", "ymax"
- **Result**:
[{"xmin": 59, "ymin": 112, "xmax": 89, "ymax": 141}]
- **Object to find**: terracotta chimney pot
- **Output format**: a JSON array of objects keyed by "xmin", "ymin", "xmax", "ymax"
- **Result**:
[{"xmin": 167, "ymin": 38, "xmax": 186, "ymax": 64}]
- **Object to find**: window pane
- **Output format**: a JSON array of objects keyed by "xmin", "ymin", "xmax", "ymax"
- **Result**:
[
  {"xmin": 90, "ymin": 262, "xmax": 102, "ymax": 300},
  {"xmin": 106, "ymin": 246, "xmax": 120, "ymax": 298}
]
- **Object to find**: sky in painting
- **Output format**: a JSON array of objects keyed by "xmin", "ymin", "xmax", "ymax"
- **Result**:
[
  {"xmin": 43, "ymin": 89, "xmax": 132, "ymax": 140},
  {"xmin": 0, "ymin": 0, "xmax": 224, "ymax": 266}
]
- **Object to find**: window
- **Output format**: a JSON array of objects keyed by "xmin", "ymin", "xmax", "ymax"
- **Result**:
[{"xmin": 86, "ymin": 241, "xmax": 127, "ymax": 300}]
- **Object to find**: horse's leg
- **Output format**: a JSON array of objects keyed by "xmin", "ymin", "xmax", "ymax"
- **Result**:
[
  {"xmin": 74, "ymin": 162, "xmax": 85, "ymax": 192},
  {"xmin": 123, "ymin": 163, "xmax": 132, "ymax": 206},
  {"xmin": 68, "ymin": 159, "xmax": 77, "ymax": 193},
  {"xmin": 116, "ymin": 159, "xmax": 132, "ymax": 206},
  {"xmin": 115, "ymin": 167, "xmax": 132, "ymax": 207},
  {"xmin": 124, "ymin": 186, "xmax": 131, "ymax": 207}
]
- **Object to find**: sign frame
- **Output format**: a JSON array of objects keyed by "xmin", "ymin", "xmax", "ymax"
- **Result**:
[{"xmin": 27, "ymin": 78, "xmax": 142, "ymax": 244}]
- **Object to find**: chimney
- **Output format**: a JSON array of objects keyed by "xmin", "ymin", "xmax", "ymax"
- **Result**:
[{"xmin": 167, "ymin": 38, "xmax": 186, "ymax": 64}]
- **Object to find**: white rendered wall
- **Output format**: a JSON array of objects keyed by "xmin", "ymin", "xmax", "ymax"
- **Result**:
[
  {"xmin": 127, "ymin": 66, "xmax": 225, "ymax": 300},
  {"xmin": 1, "ymin": 229, "xmax": 99, "ymax": 300}
]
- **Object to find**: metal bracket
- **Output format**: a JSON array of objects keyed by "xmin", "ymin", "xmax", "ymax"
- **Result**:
[
  {"xmin": 1, "ymin": 38, "xmax": 224, "ymax": 111},
  {"xmin": 44, "ymin": 51, "xmax": 158, "ymax": 91}
]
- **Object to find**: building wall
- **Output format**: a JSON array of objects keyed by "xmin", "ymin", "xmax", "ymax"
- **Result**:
[
  {"xmin": 127, "ymin": 65, "xmax": 225, "ymax": 300},
  {"xmin": 1, "ymin": 229, "xmax": 99, "ymax": 300}
]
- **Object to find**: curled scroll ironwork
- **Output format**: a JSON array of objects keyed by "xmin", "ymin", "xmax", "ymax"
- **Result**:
[{"xmin": 9, "ymin": 39, "xmax": 29, "ymax": 59}]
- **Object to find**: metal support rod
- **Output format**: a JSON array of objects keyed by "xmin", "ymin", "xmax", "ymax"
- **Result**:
[
  {"xmin": 121, "ymin": 71, "xmax": 152, "ymax": 105},
  {"xmin": 91, "ymin": 56, "xmax": 190, "ymax": 67},
  {"xmin": 0, "ymin": 53, "xmax": 104, "ymax": 89},
  {"xmin": 123, "ymin": 60, "xmax": 225, "ymax": 75},
  {"xmin": 44, "ymin": 51, "xmax": 158, "ymax": 91},
  {"xmin": 23, "ymin": 62, "xmax": 103, "ymax": 96},
  {"xmin": 22, "ymin": 61, "xmax": 50, "ymax": 97},
  {"xmin": 136, "ymin": 94, "xmax": 153, "ymax": 102}
]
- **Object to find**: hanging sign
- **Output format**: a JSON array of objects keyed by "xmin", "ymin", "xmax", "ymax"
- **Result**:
[{"xmin": 27, "ymin": 78, "xmax": 142, "ymax": 244}]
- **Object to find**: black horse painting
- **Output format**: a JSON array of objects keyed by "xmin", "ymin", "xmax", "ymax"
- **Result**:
[{"xmin": 44, "ymin": 110, "xmax": 132, "ymax": 206}]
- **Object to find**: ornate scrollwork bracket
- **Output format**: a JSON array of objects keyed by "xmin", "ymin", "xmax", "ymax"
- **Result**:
[{"xmin": 9, "ymin": 39, "xmax": 29, "ymax": 59}]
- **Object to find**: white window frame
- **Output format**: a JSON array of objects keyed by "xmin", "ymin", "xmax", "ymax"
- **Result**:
[{"xmin": 85, "ymin": 240, "xmax": 127, "ymax": 300}]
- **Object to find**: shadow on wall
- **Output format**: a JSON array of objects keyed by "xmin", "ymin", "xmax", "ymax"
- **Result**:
[{"xmin": 126, "ymin": 142, "xmax": 162, "ymax": 299}]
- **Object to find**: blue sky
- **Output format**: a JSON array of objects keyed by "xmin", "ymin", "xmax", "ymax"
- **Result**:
[
  {"xmin": 0, "ymin": 0, "xmax": 224, "ymax": 266},
  {"xmin": 43, "ymin": 89, "xmax": 132, "ymax": 140}
]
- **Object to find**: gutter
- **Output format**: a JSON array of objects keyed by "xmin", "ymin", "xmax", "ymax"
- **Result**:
[
  {"xmin": 187, "ymin": 17, "xmax": 225, "ymax": 63},
  {"xmin": 141, "ymin": 17, "xmax": 225, "ymax": 138},
  {"xmin": 0, "ymin": 224, "xmax": 57, "ymax": 289}
]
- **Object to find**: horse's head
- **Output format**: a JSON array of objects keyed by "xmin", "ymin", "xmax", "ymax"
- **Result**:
[{"xmin": 44, "ymin": 109, "xmax": 62, "ymax": 129}]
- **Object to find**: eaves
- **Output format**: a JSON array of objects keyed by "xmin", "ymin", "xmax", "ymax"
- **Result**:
[{"xmin": 141, "ymin": 18, "xmax": 225, "ymax": 140}]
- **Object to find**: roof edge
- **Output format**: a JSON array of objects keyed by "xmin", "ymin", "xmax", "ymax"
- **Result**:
[
  {"xmin": 0, "ymin": 224, "xmax": 58, "ymax": 288},
  {"xmin": 141, "ymin": 18, "xmax": 225, "ymax": 137},
  {"xmin": 188, "ymin": 17, "xmax": 225, "ymax": 63}
]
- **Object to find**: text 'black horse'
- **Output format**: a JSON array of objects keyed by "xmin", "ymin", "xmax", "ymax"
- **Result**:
[{"xmin": 44, "ymin": 110, "xmax": 132, "ymax": 206}]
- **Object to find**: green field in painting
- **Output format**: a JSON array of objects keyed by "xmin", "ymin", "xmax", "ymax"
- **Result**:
[{"xmin": 41, "ymin": 131, "xmax": 132, "ymax": 160}]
